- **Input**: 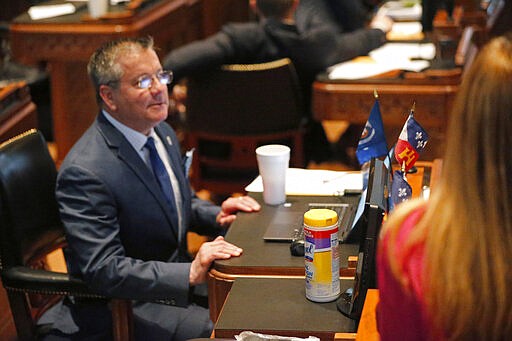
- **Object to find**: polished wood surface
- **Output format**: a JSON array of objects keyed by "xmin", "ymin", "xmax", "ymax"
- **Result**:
[
  {"xmin": 312, "ymin": 0, "xmax": 512, "ymax": 163},
  {"xmin": 8, "ymin": 0, "xmax": 251, "ymax": 165},
  {"xmin": 201, "ymin": 0, "xmax": 250, "ymax": 37},
  {"xmin": 396, "ymin": 160, "xmax": 435, "ymax": 199},
  {"xmin": 354, "ymin": 289, "xmax": 380, "ymax": 341},
  {"xmin": 312, "ymin": 74, "xmax": 459, "ymax": 161},
  {"xmin": 312, "ymin": 7, "xmax": 468, "ymax": 162},
  {"xmin": 10, "ymin": 0, "xmax": 203, "ymax": 165},
  {"xmin": 0, "ymin": 81, "xmax": 38, "ymax": 143}
]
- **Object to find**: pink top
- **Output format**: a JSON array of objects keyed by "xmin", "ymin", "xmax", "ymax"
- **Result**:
[{"xmin": 376, "ymin": 206, "xmax": 433, "ymax": 341}]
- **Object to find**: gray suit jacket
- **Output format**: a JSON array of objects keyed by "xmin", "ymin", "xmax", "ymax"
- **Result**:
[{"xmin": 52, "ymin": 113, "xmax": 222, "ymax": 338}]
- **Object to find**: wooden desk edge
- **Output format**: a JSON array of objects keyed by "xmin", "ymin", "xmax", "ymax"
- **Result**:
[
  {"xmin": 354, "ymin": 289, "xmax": 380, "ymax": 341},
  {"xmin": 334, "ymin": 332, "xmax": 358, "ymax": 340}
]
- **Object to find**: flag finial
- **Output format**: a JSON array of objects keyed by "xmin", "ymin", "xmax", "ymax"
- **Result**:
[
  {"xmin": 410, "ymin": 101, "xmax": 416, "ymax": 117},
  {"xmin": 373, "ymin": 89, "xmax": 379, "ymax": 99}
]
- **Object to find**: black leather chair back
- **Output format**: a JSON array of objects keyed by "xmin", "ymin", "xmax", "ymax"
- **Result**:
[
  {"xmin": 184, "ymin": 58, "xmax": 306, "ymax": 194},
  {"xmin": 0, "ymin": 129, "xmax": 63, "ymax": 270},
  {"xmin": 186, "ymin": 58, "xmax": 306, "ymax": 135},
  {"xmin": 0, "ymin": 129, "xmax": 134, "ymax": 340}
]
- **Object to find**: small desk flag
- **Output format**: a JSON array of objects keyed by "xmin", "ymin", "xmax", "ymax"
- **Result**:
[
  {"xmin": 390, "ymin": 169, "xmax": 412, "ymax": 208},
  {"xmin": 394, "ymin": 114, "xmax": 429, "ymax": 172},
  {"xmin": 356, "ymin": 99, "xmax": 388, "ymax": 165}
]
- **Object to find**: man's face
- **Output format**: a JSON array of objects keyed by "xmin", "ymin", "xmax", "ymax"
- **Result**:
[{"xmin": 101, "ymin": 48, "xmax": 169, "ymax": 135}]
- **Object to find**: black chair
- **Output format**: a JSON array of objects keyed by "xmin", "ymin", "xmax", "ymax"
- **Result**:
[
  {"xmin": 185, "ymin": 58, "xmax": 307, "ymax": 195},
  {"xmin": 0, "ymin": 129, "xmax": 133, "ymax": 340}
]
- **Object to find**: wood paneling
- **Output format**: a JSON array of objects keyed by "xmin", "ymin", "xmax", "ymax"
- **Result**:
[
  {"xmin": 9, "ymin": 0, "xmax": 204, "ymax": 165},
  {"xmin": 0, "ymin": 82, "xmax": 38, "ymax": 143},
  {"xmin": 0, "ymin": 279, "xmax": 17, "ymax": 341}
]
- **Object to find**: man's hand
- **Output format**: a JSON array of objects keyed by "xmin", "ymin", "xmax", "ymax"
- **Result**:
[
  {"xmin": 189, "ymin": 236, "xmax": 243, "ymax": 285},
  {"xmin": 216, "ymin": 195, "xmax": 261, "ymax": 227},
  {"xmin": 370, "ymin": 14, "xmax": 394, "ymax": 33}
]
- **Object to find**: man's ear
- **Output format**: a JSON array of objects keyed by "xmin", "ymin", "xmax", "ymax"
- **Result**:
[{"xmin": 99, "ymin": 84, "xmax": 116, "ymax": 111}]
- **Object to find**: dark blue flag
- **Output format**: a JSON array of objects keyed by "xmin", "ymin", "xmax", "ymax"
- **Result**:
[
  {"xmin": 356, "ymin": 99, "xmax": 388, "ymax": 165},
  {"xmin": 390, "ymin": 169, "xmax": 412, "ymax": 208}
]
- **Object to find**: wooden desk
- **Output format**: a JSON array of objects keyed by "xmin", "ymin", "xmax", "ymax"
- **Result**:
[
  {"xmin": 9, "ymin": 0, "xmax": 204, "ymax": 165},
  {"xmin": 209, "ymin": 161, "xmax": 440, "ymax": 325},
  {"xmin": 311, "ymin": 3, "xmax": 475, "ymax": 162},
  {"xmin": 201, "ymin": 0, "xmax": 250, "ymax": 37},
  {"xmin": 208, "ymin": 193, "xmax": 361, "ymax": 323},
  {"xmin": 312, "ymin": 71, "xmax": 460, "ymax": 161},
  {"xmin": 353, "ymin": 289, "xmax": 379, "ymax": 341},
  {"xmin": 397, "ymin": 160, "xmax": 437, "ymax": 199},
  {"xmin": 0, "ymin": 82, "xmax": 38, "ymax": 143},
  {"xmin": 214, "ymin": 277, "xmax": 357, "ymax": 340},
  {"xmin": 312, "ymin": 0, "xmax": 512, "ymax": 162}
]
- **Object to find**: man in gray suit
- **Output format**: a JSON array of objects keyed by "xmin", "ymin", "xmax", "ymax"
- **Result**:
[{"xmin": 45, "ymin": 36, "xmax": 260, "ymax": 340}]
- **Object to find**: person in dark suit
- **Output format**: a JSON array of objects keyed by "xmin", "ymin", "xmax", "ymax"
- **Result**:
[
  {"xmin": 44, "ymin": 36, "xmax": 260, "ymax": 341},
  {"xmin": 295, "ymin": 0, "xmax": 388, "ymax": 167},
  {"xmin": 163, "ymin": 0, "xmax": 392, "ymax": 164},
  {"xmin": 295, "ymin": 0, "xmax": 370, "ymax": 33}
]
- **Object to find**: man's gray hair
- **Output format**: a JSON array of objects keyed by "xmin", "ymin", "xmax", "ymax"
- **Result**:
[{"xmin": 87, "ymin": 36, "xmax": 155, "ymax": 104}]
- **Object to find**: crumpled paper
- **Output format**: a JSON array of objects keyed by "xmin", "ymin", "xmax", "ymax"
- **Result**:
[{"xmin": 235, "ymin": 331, "xmax": 320, "ymax": 341}]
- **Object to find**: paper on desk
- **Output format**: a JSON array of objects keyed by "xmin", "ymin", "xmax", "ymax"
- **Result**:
[
  {"xmin": 377, "ymin": 1, "xmax": 422, "ymax": 21},
  {"xmin": 245, "ymin": 168, "xmax": 363, "ymax": 196},
  {"xmin": 328, "ymin": 56, "xmax": 429, "ymax": 80},
  {"xmin": 28, "ymin": 3, "xmax": 76, "ymax": 20},
  {"xmin": 327, "ymin": 42, "xmax": 435, "ymax": 80},
  {"xmin": 387, "ymin": 21, "xmax": 424, "ymax": 40},
  {"xmin": 369, "ymin": 43, "xmax": 436, "ymax": 61},
  {"xmin": 236, "ymin": 331, "xmax": 320, "ymax": 340},
  {"xmin": 390, "ymin": 22, "xmax": 423, "ymax": 36},
  {"xmin": 66, "ymin": 0, "xmax": 129, "ymax": 4}
]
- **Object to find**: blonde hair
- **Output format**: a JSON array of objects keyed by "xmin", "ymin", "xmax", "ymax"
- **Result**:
[{"xmin": 382, "ymin": 33, "xmax": 512, "ymax": 340}]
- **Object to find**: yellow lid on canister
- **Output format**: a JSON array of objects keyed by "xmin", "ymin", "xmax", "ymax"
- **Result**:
[{"xmin": 303, "ymin": 209, "xmax": 338, "ymax": 227}]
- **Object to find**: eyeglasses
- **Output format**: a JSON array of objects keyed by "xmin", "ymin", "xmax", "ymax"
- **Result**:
[{"xmin": 135, "ymin": 70, "xmax": 173, "ymax": 89}]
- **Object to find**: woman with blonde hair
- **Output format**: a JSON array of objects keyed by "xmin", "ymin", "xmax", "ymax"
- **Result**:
[{"xmin": 376, "ymin": 32, "xmax": 512, "ymax": 340}]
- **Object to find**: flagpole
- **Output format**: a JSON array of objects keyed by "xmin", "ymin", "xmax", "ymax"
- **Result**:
[
  {"xmin": 408, "ymin": 102, "xmax": 418, "ymax": 174},
  {"xmin": 409, "ymin": 101, "xmax": 416, "ymax": 117}
]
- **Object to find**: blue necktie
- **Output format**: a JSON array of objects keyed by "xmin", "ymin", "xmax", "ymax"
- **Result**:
[{"xmin": 145, "ymin": 136, "xmax": 177, "ymax": 212}]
